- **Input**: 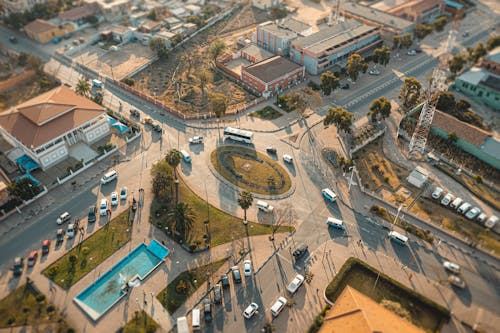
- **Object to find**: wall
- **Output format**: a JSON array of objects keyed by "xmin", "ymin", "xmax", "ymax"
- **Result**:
[
  {"xmin": 36, "ymin": 140, "xmax": 68, "ymax": 170},
  {"xmin": 81, "ymin": 119, "xmax": 110, "ymax": 144},
  {"xmin": 455, "ymin": 78, "xmax": 500, "ymax": 111}
]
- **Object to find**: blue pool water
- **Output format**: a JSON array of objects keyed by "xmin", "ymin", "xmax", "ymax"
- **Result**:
[{"xmin": 74, "ymin": 241, "xmax": 169, "ymax": 321}]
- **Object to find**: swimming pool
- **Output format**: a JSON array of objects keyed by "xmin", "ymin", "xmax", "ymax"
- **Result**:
[{"xmin": 74, "ymin": 240, "xmax": 169, "ymax": 321}]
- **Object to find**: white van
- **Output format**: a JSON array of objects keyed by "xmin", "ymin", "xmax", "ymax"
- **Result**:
[
  {"xmin": 256, "ymin": 200, "xmax": 274, "ymax": 213},
  {"xmin": 326, "ymin": 217, "xmax": 345, "ymax": 230},
  {"xmin": 321, "ymin": 188, "xmax": 337, "ymax": 202},
  {"xmin": 192, "ymin": 308, "xmax": 200, "ymax": 331},
  {"xmin": 457, "ymin": 202, "xmax": 472, "ymax": 214},
  {"xmin": 450, "ymin": 197, "xmax": 463, "ymax": 209},
  {"xmin": 180, "ymin": 150, "xmax": 191, "ymax": 163},
  {"xmin": 270, "ymin": 296, "xmax": 287, "ymax": 317},
  {"xmin": 388, "ymin": 231, "xmax": 408, "ymax": 246},
  {"xmin": 101, "ymin": 170, "xmax": 117, "ymax": 184}
]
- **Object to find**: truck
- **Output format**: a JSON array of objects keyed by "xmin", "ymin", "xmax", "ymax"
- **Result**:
[{"xmin": 176, "ymin": 316, "xmax": 189, "ymax": 333}]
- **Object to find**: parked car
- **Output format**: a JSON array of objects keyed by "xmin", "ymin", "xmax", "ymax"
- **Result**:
[
  {"xmin": 88, "ymin": 205, "xmax": 97, "ymax": 223},
  {"xmin": 56, "ymin": 228, "xmax": 65, "ymax": 244},
  {"xmin": 450, "ymin": 197, "xmax": 463, "ymax": 209},
  {"xmin": 448, "ymin": 275, "xmax": 466, "ymax": 288},
  {"xmin": 407, "ymin": 50, "xmax": 417, "ymax": 56},
  {"xmin": 231, "ymin": 266, "xmax": 242, "ymax": 283},
  {"xmin": 153, "ymin": 124, "xmax": 162, "ymax": 133},
  {"xmin": 476, "ymin": 213, "xmax": 487, "ymax": 224},
  {"xmin": 431, "ymin": 187, "xmax": 443, "ymax": 199},
  {"xmin": 243, "ymin": 260, "xmax": 252, "ymax": 277},
  {"xmin": 189, "ymin": 136, "xmax": 204, "ymax": 144},
  {"xmin": 120, "ymin": 187, "xmax": 127, "ymax": 200},
  {"xmin": 293, "ymin": 244, "xmax": 308, "ymax": 258},
  {"xmin": 266, "ymin": 146, "xmax": 277, "ymax": 154},
  {"xmin": 458, "ymin": 202, "xmax": 471, "ymax": 214},
  {"xmin": 340, "ymin": 83, "xmax": 350, "ymax": 89},
  {"xmin": 462, "ymin": 31, "xmax": 469, "ymax": 37},
  {"xmin": 130, "ymin": 109, "xmax": 140, "ymax": 117},
  {"xmin": 270, "ymin": 297, "xmax": 287, "ymax": 317},
  {"xmin": 368, "ymin": 68, "xmax": 380, "ymax": 75},
  {"xmin": 213, "ymin": 284, "xmax": 222, "ymax": 304},
  {"xmin": 243, "ymin": 303, "xmax": 259, "ymax": 319},
  {"xmin": 443, "ymin": 261, "xmax": 460, "ymax": 274},
  {"xmin": 111, "ymin": 192, "xmax": 119, "ymax": 206},
  {"xmin": 485, "ymin": 215, "xmax": 498, "ymax": 228},
  {"xmin": 57, "ymin": 212, "xmax": 71, "ymax": 225},
  {"xmin": 287, "ymin": 274, "xmax": 305, "ymax": 294},
  {"xmin": 203, "ymin": 298, "xmax": 212, "ymax": 322},
  {"xmin": 465, "ymin": 207, "xmax": 481, "ymax": 220},
  {"xmin": 100, "ymin": 198, "xmax": 109, "ymax": 216},
  {"xmin": 415, "ymin": 48, "xmax": 423, "ymax": 53},
  {"xmin": 283, "ymin": 154, "xmax": 293, "ymax": 163},
  {"xmin": 41, "ymin": 239, "xmax": 51, "ymax": 255},
  {"xmin": 27, "ymin": 251, "xmax": 38, "ymax": 267},
  {"xmin": 440, "ymin": 193, "xmax": 454, "ymax": 206},
  {"xmin": 12, "ymin": 257, "xmax": 23, "ymax": 276},
  {"xmin": 221, "ymin": 274, "xmax": 230, "ymax": 288},
  {"xmin": 67, "ymin": 223, "xmax": 76, "ymax": 239},
  {"xmin": 9, "ymin": 36, "xmax": 17, "ymax": 43}
]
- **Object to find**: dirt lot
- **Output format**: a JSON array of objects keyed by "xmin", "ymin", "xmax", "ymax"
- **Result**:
[{"xmin": 71, "ymin": 43, "xmax": 155, "ymax": 80}]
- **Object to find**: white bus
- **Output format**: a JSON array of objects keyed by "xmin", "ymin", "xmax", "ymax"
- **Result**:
[
  {"xmin": 223, "ymin": 127, "xmax": 254, "ymax": 144},
  {"xmin": 388, "ymin": 231, "xmax": 408, "ymax": 246}
]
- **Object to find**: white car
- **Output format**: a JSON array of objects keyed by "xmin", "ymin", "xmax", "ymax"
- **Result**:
[
  {"xmin": 67, "ymin": 223, "xmax": 76, "ymax": 239},
  {"xmin": 243, "ymin": 303, "xmax": 259, "ymax": 319},
  {"xmin": 120, "ymin": 187, "xmax": 127, "ymax": 200},
  {"xmin": 443, "ymin": 261, "xmax": 460, "ymax": 274},
  {"xmin": 283, "ymin": 154, "xmax": 293, "ymax": 163},
  {"xmin": 270, "ymin": 296, "xmax": 287, "ymax": 317},
  {"xmin": 99, "ymin": 198, "xmax": 108, "ymax": 216},
  {"xmin": 111, "ymin": 192, "xmax": 118, "ymax": 206},
  {"xmin": 448, "ymin": 275, "xmax": 466, "ymax": 288},
  {"xmin": 407, "ymin": 50, "xmax": 417, "ymax": 56},
  {"xmin": 465, "ymin": 207, "xmax": 481, "ymax": 220},
  {"xmin": 189, "ymin": 136, "xmax": 203, "ymax": 144},
  {"xmin": 56, "ymin": 212, "xmax": 71, "ymax": 225},
  {"xmin": 431, "ymin": 187, "xmax": 443, "ymax": 199},
  {"xmin": 243, "ymin": 260, "xmax": 252, "ymax": 277},
  {"xmin": 440, "ymin": 193, "xmax": 454, "ymax": 206},
  {"xmin": 286, "ymin": 274, "xmax": 305, "ymax": 294},
  {"xmin": 368, "ymin": 68, "xmax": 380, "ymax": 75}
]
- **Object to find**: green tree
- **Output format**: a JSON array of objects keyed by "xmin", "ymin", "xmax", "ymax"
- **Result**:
[
  {"xmin": 208, "ymin": 40, "xmax": 226, "ymax": 63},
  {"xmin": 436, "ymin": 92, "xmax": 456, "ymax": 112},
  {"xmin": 168, "ymin": 203, "xmax": 195, "ymax": 240},
  {"xmin": 319, "ymin": 71, "xmax": 339, "ymax": 96},
  {"xmin": 75, "ymin": 79, "xmax": 90, "ymax": 97},
  {"xmin": 208, "ymin": 92, "xmax": 228, "ymax": 119},
  {"xmin": 400, "ymin": 33, "xmax": 413, "ymax": 48},
  {"xmin": 195, "ymin": 68, "xmax": 212, "ymax": 99},
  {"xmin": 393, "ymin": 35, "xmax": 401, "ymax": 50},
  {"xmin": 414, "ymin": 23, "xmax": 433, "ymax": 40},
  {"xmin": 122, "ymin": 77, "xmax": 135, "ymax": 86},
  {"xmin": 186, "ymin": 15, "xmax": 206, "ymax": 29},
  {"xmin": 433, "ymin": 17, "xmax": 448, "ymax": 32},
  {"xmin": 284, "ymin": 88, "xmax": 322, "ymax": 118},
  {"xmin": 92, "ymin": 94, "xmax": 103, "ymax": 105},
  {"xmin": 237, "ymin": 191, "xmax": 253, "ymax": 224},
  {"xmin": 270, "ymin": 7, "xmax": 287, "ymax": 20},
  {"xmin": 151, "ymin": 161, "xmax": 173, "ymax": 202},
  {"xmin": 171, "ymin": 34, "xmax": 183, "ymax": 46},
  {"xmin": 455, "ymin": 99, "xmax": 471, "ymax": 113},
  {"xmin": 398, "ymin": 77, "xmax": 422, "ymax": 110},
  {"xmin": 448, "ymin": 53, "xmax": 467, "ymax": 75},
  {"xmin": 149, "ymin": 37, "xmax": 168, "ymax": 59},
  {"xmin": 471, "ymin": 42, "xmax": 487, "ymax": 63},
  {"xmin": 465, "ymin": 46, "xmax": 475, "ymax": 63},
  {"xmin": 27, "ymin": 55, "xmax": 43, "ymax": 74},
  {"xmin": 486, "ymin": 35, "xmax": 500, "ymax": 51},
  {"xmin": 165, "ymin": 149, "xmax": 182, "ymax": 203},
  {"xmin": 369, "ymin": 97, "xmax": 391, "ymax": 122},
  {"xmin": 323, "ymin": 106, "xmax": 354, "ymax": 134},
  {"xmin": 373, "ymin": 45, "xmax": 391, "ymax": 66},
  {"xmin": 7, "ymin": 177, "xmax": 39, "ymax": 201},
  {"xmin": 17, "ymin": 52, "xmax": 29, "ymax": 67},
  {"xmin": 447, "ymin": 131, "xmax": 458, "ymax": 144},
  {"xmin": 346, "ymin": 53, "xmax": 368, "ymax": 82}
]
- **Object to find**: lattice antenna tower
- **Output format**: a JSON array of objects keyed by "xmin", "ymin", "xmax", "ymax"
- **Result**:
[{"xmin": 408, "ymin": 10, "xmax": 462, "ymax": 160}]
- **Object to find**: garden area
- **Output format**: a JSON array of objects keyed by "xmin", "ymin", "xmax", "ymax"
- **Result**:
[
  {"xmin": 151, "ymin": 160, "xmax": 293, "ymax": 252},
  {"xmin": 249, "ymin": 106, "xmax": 283, "ymax": 120},
  {"xmin": 210, "ymin": 146, "xmax": 292, "ymax": 195},
  {"xmin": 43, "ymin": 210, "xmax": 132, "ymax": 289},
  {"xmin": 122, "ymin": 310, "xmax": 158, "ymax": 333},
  {"xmin": 410, "ymin": 198, "xmax": 500, "ymax": 254},
  {"xmin": 325, "ymin": 258, "xmax": 449, "ymax": 333},
  {"xmin": 157, "ymin": 259, "xmax": 227, "ymax": 314},
  {"xmin": 0, "ymin": 283, "xmax": 70, "ymax": 331}
]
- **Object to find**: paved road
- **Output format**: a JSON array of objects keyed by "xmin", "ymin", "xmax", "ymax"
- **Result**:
[{"xmin": 0, "ymin": 25, "xmax": 51, "ymax": 61}]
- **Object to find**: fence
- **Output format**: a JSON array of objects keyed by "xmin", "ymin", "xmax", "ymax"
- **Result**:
[
  {"xmin": 350, "ymin": 128, "xmax": 386, "ymax": 157},
  {"xmin": 0, "ymin": 186, "xmax": 49, "ymax": 222}
]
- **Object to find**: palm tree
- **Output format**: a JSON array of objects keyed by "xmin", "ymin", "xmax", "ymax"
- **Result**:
[
  {"xmin": 168, "ymin": 202, "xmax": 196, "ymax": 240},
  {"xmin": 237, "ymin": 191, "xmax": 253, "ymax": 224},
  {"xmin": 75, "ymin": 78, "xmax": 91, "ymax": 97},
  {"xmin": 165, "ymin": 149, "xmax": 182, "ymax": 203}
]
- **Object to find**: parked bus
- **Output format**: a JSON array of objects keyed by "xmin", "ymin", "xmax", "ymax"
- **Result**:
[{"xmin": 223, "ymin": 127, "xmax": 253, "ymax": 144}]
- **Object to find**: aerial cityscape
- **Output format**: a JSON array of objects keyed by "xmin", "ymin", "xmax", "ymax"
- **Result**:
[{"xmin": 0, "ymin": 0, "xmax": 498, "ymax": 332}]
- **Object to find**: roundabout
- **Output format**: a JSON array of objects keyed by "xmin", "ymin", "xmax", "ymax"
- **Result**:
[{"xmin": 210, "ymin": 146, "xmax": 292, "ymax": 195}]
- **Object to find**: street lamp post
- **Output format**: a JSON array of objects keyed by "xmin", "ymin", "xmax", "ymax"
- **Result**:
[
  {"xmin": 393, "ymin": 204, "xmax": 405, "ymax": 225},
  {"xmin": 348, "ymin": 166, "xmax": 356, "ymax": 191}
]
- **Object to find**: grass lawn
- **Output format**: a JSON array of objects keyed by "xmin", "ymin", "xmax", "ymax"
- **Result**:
[
  {"xmin": 0, "ymin": 284, "xmax": 70, "ymax": 330},
  {"xmin": 411, "ymin": 198, "xmax": 500, "ymax": 254},
  {"xmin": 249, "ymin": 106, "xmax": 283, "ymax": 120},
  {"xmin": 325, "ymin": 258, "xmax": 449, "ymax": 333},
  {"xmin": 210, "ymin": 146, "xmax": 292, "ymax": 195},
  {"xmin": 43, "ymin": 210, "xmax": 132, "ymax": 289},
  {"xmin": 122, "ymin": 310, "xmax": 158, "ymax": 333},
  {"xmin": 157, "ymin": 258, "xmax": 227, "ymax": 314}
]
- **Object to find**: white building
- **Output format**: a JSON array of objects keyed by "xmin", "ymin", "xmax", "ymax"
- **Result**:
[{"xmin": 0, "ymin": 86, "xmax": 109, "ymax": 170}]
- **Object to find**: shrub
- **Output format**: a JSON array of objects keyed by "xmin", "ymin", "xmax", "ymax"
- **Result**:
[
  {"xmin": 7, "ymin": 317, "xmax": 15, "ymax": 325},
  {"xmin": 36, "ymin": 294, "xmax": 46, "ymax": 302},
  {"xmin": 381, "ymin": 299, "xmax": 411, "ymax": 321},
  {"xmin": 69, "ymin": 254, "xmax": 78, "ymax": 264},
  {"xmin": 82, "ymin": 247, "xmax": 90, "ymax": 255},
  {"xmin": 175, "ymin": 279, "xmax": 189, "ymax": 294},
  {"xmin": 47, "ymin": 305, "xmax": 55, "ymax": 313},
  {"xmin": 146, "ymin": 322, "xmax": 157, "ymax": 333},
  {"xmin": 384, "ymin": 176, "xmax": 390, "ymax": 183},
  {"xmin": 48, "ymin": 265, "xmax": 59, "ymax": 277},
  {"xmin": 122, "ymin": 77, "xmax": 135, "ymax": 86},
  {"xmin": 67, "ymin": 328, "xmax": 75, "ymax": 333},
  {"xmin": 474, "ymin": 175, "xmax": 482, "ymax": 184},
  {"xmin": 189, "ymin": 244, "xmax": 197, "ymax": 252}
]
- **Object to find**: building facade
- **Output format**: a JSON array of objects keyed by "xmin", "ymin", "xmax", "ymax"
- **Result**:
[
  {"xmin": 0, "ymin": 86, "xmax": 110, "ymax": 170},
  {"xmin": 480, "ymin": 46, "xmax": 500, "ymax": 76},
  {"xmin": 251, "ymin": 0, "xmax": 280, "ymax": 10},
  {"xmin": 454, "ymin": 67, "xmax": 500, "ymax": 111},
  {"xmin": 24, "ymin": 19, "xmax": 75, "ymax": 43},
  {"xmin": 290, "ymin": 20, "xmax": 382, "ymax": 75},
  {"xmin": 241, "ymin": 55, "xmax": 305, "ymax": 97},
  {"xmin": 385, "ymin": 0, "xmax": 444, "ymax": 24}
]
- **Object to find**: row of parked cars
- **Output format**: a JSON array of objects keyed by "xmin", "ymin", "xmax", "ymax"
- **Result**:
[{"xmin": 431, "ymin": 187, "xmax": 498, "ymax": 228}]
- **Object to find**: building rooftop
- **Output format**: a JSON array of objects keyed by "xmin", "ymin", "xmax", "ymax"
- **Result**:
[
  {"xmin": 480, "ymin": 75, "xmax": 500, "ymax": 93},
  {"xmin": 293, "ymin": 20, "xmax": 378, "ymax": 54},
  {"xmin": 387, "ymin": 0, "xmax": 443, "ymax": 15},
  {"xmin": 275, "ymin": 17, "xmax": 312, "ymax": 35},
  {"xmin": 343, "ymin": 2, "xmax": 414, "ymax": 31},
  {"xmin": 480, "ymin": 137, "xmax": 500, "ymax": 160},
  {"xmin": 244, "ymin": 55, "xmax": 303, "ymax": 83},
  {"xmin": 483, "ymin": 46, "xmax": 500, "ymax": 63},
  {"xmin": 456, "ymin": 67, "xmax": 489, "ymax": 85},
  {"xmin": 319, "ymin": 286, "xmax": 425, "ymax": 333},
  {"xmin": 258, "ymin": 21, "xmax": 298, "ymax": 39},
  {"xmin": 59, "ymin": 3, "xmax": 99, "ymax": 21},
  {"xmin": 432, "ymin": 110, "xmax": 490, "ymax": 147},
  {"xmin": 0, "ymin": 86, "xmax": 105, "ymax": 149},
  {"xmin": 24, "ymin": 19, "xmax": 57, "ymax": 33},
  {"xmin": 241, "ymin": 44, "xmax": 274, "ymax": 62}
]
